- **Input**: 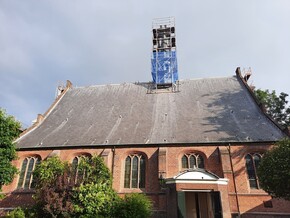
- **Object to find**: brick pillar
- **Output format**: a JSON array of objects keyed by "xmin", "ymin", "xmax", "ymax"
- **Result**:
[
  {"xmin": 101, "ymin": 149, "xmax": 111, "ymax": 170},
  {"xmin": 158, "ymin": 147, "xmax": 168, "ymax": 217},
  {"xmin": 219, "ymin": 146, "xmax": 235, "ymax": 217},
  {"xmin": 218, "ymin": 184, "xmax": 232, "ymax": 218},
  {"xmin": 219, "ymin": 147, "xmax": 236, "ymax": 193},
  {"xmin": 158, "ymin": 147, "xmax": 167, "ymax": 178},
  {"xmin": 219, "ymin": 147, "xmax": 232, "ymax": 177}
]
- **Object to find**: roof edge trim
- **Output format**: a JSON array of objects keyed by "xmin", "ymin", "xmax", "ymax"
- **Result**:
[
  {"xmin": 15, "ymin": 80, "xmax": 73, "ymax": 143},
  {"xmin": 235, "ymin": 67, "xmax": 289, "ymax": 137}
]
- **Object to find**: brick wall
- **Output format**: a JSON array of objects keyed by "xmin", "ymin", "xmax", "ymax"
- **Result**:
[{"xmin": 1, "ymin": 144, "xmax": 290, "ymax": 217}]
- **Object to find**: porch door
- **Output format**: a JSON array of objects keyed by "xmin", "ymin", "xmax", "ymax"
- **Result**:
[{"xmin": 177, "ymin": 192, "xmax": 222, "ymax": 218}]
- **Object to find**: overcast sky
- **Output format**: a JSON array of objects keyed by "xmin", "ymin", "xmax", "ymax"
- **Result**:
[{"xmin": 0, "ymin": 0, "xmax": 290, "ymax": 127}]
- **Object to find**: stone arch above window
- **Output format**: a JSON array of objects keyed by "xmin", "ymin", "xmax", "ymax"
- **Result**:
[
  {"xmin": 17, "ymin": 156, "xmax": 41, "ymax": 189},
  {"xmin": 124, "ymin": 154, "xmax": 146, "ymax": 189},
  {"xmin": 181, "ymin": 153, "xmax": 205, "ymax": 170},
  {"xmin": 245, "ymin": 153, "xmax": 262, "ymax": 189}
]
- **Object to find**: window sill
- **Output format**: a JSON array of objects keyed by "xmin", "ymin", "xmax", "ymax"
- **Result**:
[
  {"xmin": 119, "ymin": 188, "xmax": 145, "ymax": 194},
  {"xmin": 248, "ymin": 189, "xmax": 268, "ymax": 195}
]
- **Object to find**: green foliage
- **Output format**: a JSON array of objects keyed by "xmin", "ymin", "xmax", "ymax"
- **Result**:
[
  {"xmin": 22, "ymin": 207, "xmax": 38, "ymax": 218},
  {"xmin": 33, "ymin": 156, "xmax": 117, "ymax": 217},
  {"xmin": 6, "ymin": 207, "xmax": 25, "ymax": 218},
  {"xmin": 115, "ymin": 193, "xmax": 153, "ymax": 218},
  {"xmin": 0, "ymin": 108, "xmax": 21, "ymax": 191},
  {"xmin": 73, "ymin": 182, "xmax": 119, "ymax": 217},
  {"xmin": 33, "ymin": 156, "xmax": 66, "ymax": 186},
  {"xmin": 33, "ymin": 156, "xmax": 153, "ymax": 217},
  {"xmin": 78, "ymin": 156, "xmax": 112, "ymax": 185},
  {"xmin": 258, "ymin": 138, "xmax": 290, "ymax": 200},
  {"xmin": 0, "ymin": 193, "xmax": 5, "ymax": 200},
  {"xmin": 73, "ymin": 156, "xmax": 117, "ymax": 217},
  {"xmin": 254, "ymin": 89, "xmax": 290, "ymax": 128}
]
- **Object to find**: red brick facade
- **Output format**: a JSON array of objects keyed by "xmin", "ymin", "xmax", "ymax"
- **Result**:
[{"xmin": 1, "ymin": 143, "xmax": 290, "ymax": 217}]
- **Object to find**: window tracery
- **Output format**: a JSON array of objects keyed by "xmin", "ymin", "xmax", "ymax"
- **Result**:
[
  {"xmin": 181, "ymin": 153, "xmax": 204, "ymax": 170},
  {"xmin": 17, "ymin": 156, "xmax": 41, "ymax": 189},
  {"xmin": 72, "ymin": 155, "xmax": 91, "ymax": 184},
  {"xmin": 124, "ymin": 154, "xmax": 145, "ymax": 188},
  {"xmin": 245, "ymin": 153, "xmax": 262, "ymax": 189}
]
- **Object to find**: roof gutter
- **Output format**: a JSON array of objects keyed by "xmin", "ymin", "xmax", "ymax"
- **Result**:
[{"xmin": 16, "ymin": 140, "xmax": 279, "ymax": 151}]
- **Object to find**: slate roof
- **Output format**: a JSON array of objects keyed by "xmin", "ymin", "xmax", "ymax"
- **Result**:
[{"xmin": 16, "ymin": 75, "xmax": 286, "ymax": 148}]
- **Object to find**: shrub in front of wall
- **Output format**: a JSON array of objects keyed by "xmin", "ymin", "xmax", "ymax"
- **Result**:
[
  {"xmin": 114, "ymin": 193, "xmax": 153, "ymax": 218},
  {"xmin": 6, "ymin": 208, "xmax": 25, "ymax": 218}
]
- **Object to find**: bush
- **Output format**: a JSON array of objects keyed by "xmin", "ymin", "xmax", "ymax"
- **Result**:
[
  {"xmin": 78, "ymin": 156, "xmax": 112, "ymax": 185},
  {"xmin": 6, "ymin": 208, "xmax": 25, "ymax": 218},
  {"xmin": 32, "ymin": 156, "xmax": 118, "ymax": 217},
  {"xmin": 32, "ymin": 156, "xmax": 153, "ymax": 218},
  {"xmin": 33, "ymin": 157, "xmax": 74, "ymax": 217},
  {"xmin": 33, "ymin": 156, "xmax": 66, "ymax": 186},
  {"xmin": 115, "ymin": 193, "xmax": 153, "ymax": 218},
  {"xmin": 73, "ymin": 182, "xmax": 119, "ymax": 218}
]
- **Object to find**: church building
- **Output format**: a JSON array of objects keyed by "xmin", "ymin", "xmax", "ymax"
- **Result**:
[{"xmin": 1, "ymin": 18, "xmax": 290, "ymax": 217}]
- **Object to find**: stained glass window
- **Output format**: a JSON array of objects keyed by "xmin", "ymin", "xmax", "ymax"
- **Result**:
[
  {"xmin": 139, "ymin": 156, "xmax": 145, "ymax": 188},
  {"xmin": 124, "ymin": 157, "xmax": 131, "ymax": 188},
  {"xmin": 197, "ymin": 155, "xmax": 204, "ymax": 168},
  {"xmin": 189, "ymin": 155, "xmax": 196, "ymax": 168},
  {"xmin": 72, "ymin": 155, "xmax": 91, "ymax": 184},
  {"xmin": 17, "ymin": 156, "xmax": 41, "ymax": 189},
  {"xmin": 181, "ymin": 153, "xmax": 205, "ymax": 170},
  {"xmin": 124, "ymin": 154, "xmax": 146, "ymax": 189},
  {"xmin": 181, "ymin": 155, "xmax": 188, "ymax": 168},
  {"xmin": 245, "ymin": 153, "xmax": 262, "ymax": 189}
]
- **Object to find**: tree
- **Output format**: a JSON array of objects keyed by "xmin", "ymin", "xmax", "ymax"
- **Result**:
[
  {"xmin": 254, "ymin": 89, "xmax": 290, "ymax": 128},
  {"xmin": 33, "ymin": 156, "xmax": 75, "ymax": 217},
  {"xmin": 257, "ymin": 138, "xmax": 290, "ymax": 200},
  {"xmin": 33, "ymin": 156, "xmax": 119, "ymax": 217},
  {"xmin": 0, "ymin": 108, "xmax": 21, "ymax": 191},
  {"xmin": 73, "ymin": 156, "xmax": 119, "ymax": 217},
  {"xmin": 33, "ymin": 156, "xmax": 153, "ymax": 217}
]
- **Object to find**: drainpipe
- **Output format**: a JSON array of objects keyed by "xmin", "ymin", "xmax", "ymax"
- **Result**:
[
  {"xmin": 228, "ymin": 143, "xmax": 241, "ymax": 217},
  {"xmin": 111, "ymin": 146, "xmax": 116, "ymax": 177}
]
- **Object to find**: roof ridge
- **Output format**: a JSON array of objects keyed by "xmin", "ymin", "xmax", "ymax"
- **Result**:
[{"xmin": 72, "ymin": 76, "xmax": 235, "ymax": 89}]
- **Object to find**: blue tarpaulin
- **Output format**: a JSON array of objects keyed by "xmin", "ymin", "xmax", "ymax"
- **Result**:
[{"xmin": 151, "ymin": 51, "xmax": 178, "ymax": 84}]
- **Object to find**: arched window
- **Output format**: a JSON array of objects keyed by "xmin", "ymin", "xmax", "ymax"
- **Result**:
[
  {"xmin": 72, "ymin": 155, "xmax": 91, "ymax": 184},
  {"xmin": 17, "ymin": 156, "xmax": 41, "ymax": 189},
  {"xmin": 124, "ymin": 154, "xmax": 145, "ymax": 188},
  {"xmin": 181, "ymin": 153, "xmax": 204, "ymax": 170},
  {"xmin": 245, "ymin": 153, "xmax": 262, "ymax": 189}
]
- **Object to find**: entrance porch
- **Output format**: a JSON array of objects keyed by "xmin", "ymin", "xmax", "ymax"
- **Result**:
[{"xmin": 165, "ymin": 169, "xmax": 231, "ymax": 218}]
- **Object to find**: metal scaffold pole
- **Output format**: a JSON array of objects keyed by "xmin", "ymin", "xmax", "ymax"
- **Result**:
[{"xmin": 151, "ymin": 17, "xmax": 179, "ymax": 91}]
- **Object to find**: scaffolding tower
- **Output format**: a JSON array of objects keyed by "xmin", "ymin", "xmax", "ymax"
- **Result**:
[{"xmin": 151, "ymin": 17, "xmax": 178, "ymax": 89}]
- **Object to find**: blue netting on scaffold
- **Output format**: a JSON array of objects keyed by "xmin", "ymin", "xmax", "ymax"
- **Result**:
[{"xmin": 151, "ymin": 51, "xmax": 178, "ymax": 84}]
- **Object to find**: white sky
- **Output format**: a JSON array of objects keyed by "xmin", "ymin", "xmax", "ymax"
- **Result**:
[{"xmin": 0, "ymin": 0, "xmax": 290, "ymax": 127}]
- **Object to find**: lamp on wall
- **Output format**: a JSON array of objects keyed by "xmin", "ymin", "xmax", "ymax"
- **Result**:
[{"xmin": 158, "ymin": 172, "xmax": 166, "ymax": 189}]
